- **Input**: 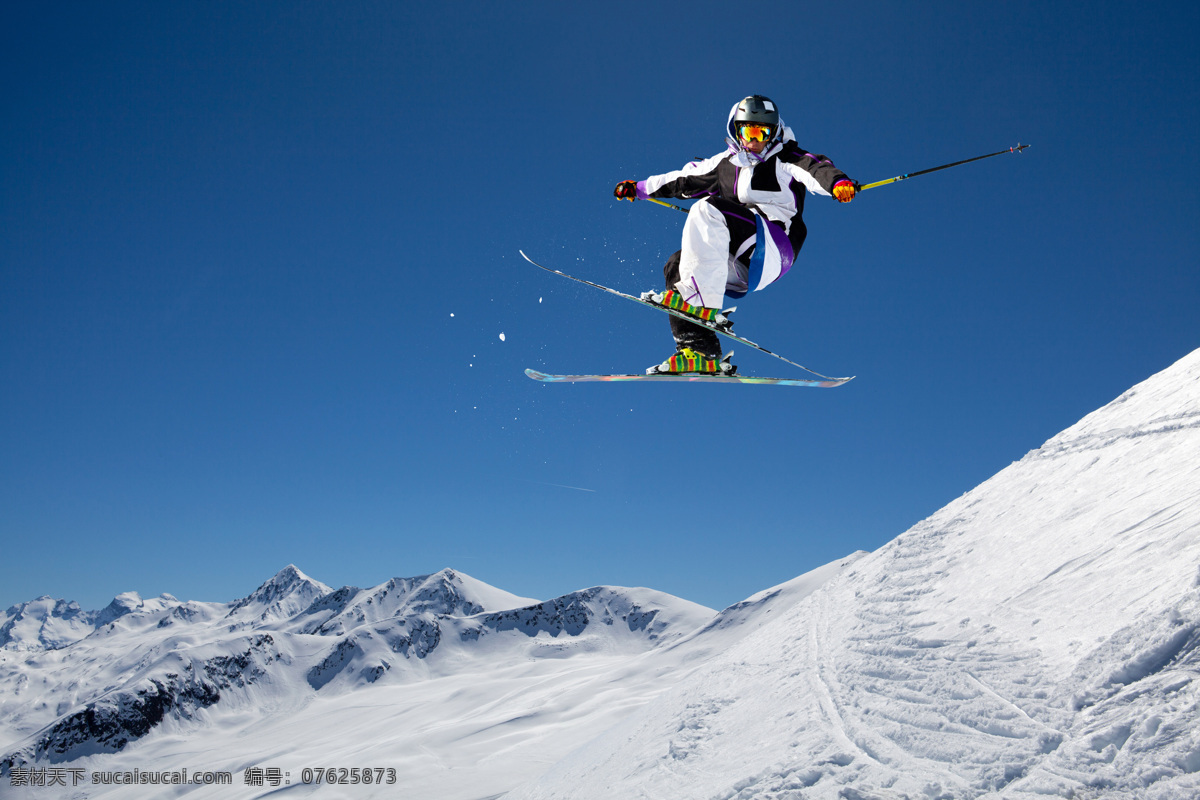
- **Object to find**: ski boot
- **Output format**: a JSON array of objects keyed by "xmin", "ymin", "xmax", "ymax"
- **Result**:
[
  {"xmin": 640, "ymin": 289, "xmax": 733, "ymax": 332},
  {"xmin": 647, "ymin": 348, "xmax": 737, "ymax": 376}
]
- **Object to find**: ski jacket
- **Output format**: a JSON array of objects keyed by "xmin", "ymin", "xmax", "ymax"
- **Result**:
[{"xmin": 634, "ymin": 105, "xmax": 850, "ymax": 235}]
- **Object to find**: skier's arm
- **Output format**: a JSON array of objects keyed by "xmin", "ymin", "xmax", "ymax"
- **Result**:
[
  {"xmin": 634, "ymin": 152, "xmax": 726, "ymax": 200},
  {"xmin": 780, "ymin": 145, "xmax": 853, "ymax": 198}
]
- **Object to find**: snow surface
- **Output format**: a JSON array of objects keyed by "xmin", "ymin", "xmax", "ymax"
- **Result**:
[
  {"xmin": 2, "ymin": 564, "xmax": 796, "ymax": 800},
  {"xmin": 507, "ymin": 348, "xmax": 1200, "ymax": 800},
  {"xmin": 2, "ymin": 348, "xmax": 1199, "ymax": 800}
]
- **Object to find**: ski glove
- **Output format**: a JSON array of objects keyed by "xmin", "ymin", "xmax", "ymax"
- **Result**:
[
  {"xmin": 613, "ymin": 180, "xmax": 639, "ymax": 201},
  {"xmin": 833, "ymin": 180, "xmax": 857, "ymax": 203}
]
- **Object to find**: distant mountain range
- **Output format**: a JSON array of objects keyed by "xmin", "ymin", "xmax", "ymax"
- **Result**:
[{"xmin": 2, "ymin": 551, "xmax": 863, "ymax": 799}]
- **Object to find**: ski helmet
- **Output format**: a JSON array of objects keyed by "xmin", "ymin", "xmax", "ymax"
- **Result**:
[
  {"xmin": 733, "ymin": 95, "xmax": 779, "ymax": 128},
  {"xmin": 730, "ymin": 95, "xmax": 781, "ymax": 150}
]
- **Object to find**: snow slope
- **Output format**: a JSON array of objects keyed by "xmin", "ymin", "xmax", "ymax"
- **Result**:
[
  {"xmin": 3, "ymin": 347, "xmax": 1198, "ymax": 800},
  {"xmin": 507, "ymin": 348, "xmax": 1200, "ymax": 800},
  {"xmin": 0, "ymin": 556, "xmax": 865, "ymax": 800}
]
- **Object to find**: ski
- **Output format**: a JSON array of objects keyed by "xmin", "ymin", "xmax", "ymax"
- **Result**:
[
  {"xmin": 519, "ymin": 250, "xmax": 852, "ymax": 383},
  {"xmin": 525, "ymin": 369, "xmax": 851, "ymax": 388}
]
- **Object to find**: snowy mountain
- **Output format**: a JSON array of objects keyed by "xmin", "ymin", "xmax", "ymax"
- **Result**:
[
  {"xmin": 507, "ymin": 348, "xmax": 1200, "ymax": 800},
  {"xmin": 2, "ymin": 348, "xmax": 1198, "ymax": 800},
  {"xmin": 0, "ymin": 591, "xmax": 158, "ymax": 652},
  {"xmin": 3, "ymin": 561, "xmax": 798, "ymax": 799},
  {"xmin": 224, "ymin": 564, "xmax": 332, "ymax": 628}
]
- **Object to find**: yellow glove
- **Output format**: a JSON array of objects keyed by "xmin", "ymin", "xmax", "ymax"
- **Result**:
[{"xmin": 833, "ymin": 179, "xmax": 857, "ymax": 203}]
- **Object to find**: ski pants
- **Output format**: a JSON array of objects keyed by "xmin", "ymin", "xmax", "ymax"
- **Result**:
[{"xmin": 664, "ymin": 197, "xmax": 807, "ymax": 356}]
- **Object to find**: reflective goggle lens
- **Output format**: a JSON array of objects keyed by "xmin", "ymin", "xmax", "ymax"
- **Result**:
[{"xmin": 739, "ymin": 124, "xmax": 774, "ymax": 142}]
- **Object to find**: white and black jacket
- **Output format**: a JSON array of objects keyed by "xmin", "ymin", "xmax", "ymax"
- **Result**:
[{"xmin": 634, "ymin": 112, "xmax": 850, "ymax": 236}]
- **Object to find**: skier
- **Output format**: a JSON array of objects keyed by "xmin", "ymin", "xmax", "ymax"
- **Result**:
[{"xmin": 614, "ymin": 95, "xmax": 857, "ymax": 375}]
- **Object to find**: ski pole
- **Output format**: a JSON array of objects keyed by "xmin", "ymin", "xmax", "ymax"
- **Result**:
[
  {"xmin": 645, "ymin": 196, "xmax": 690, "ymax": 214},
  {"xmin": 639, "ymin": 143, "xmax": 1028, "ymax": 211},
  {"xmin": 858, "ymin": 143, "xmax": 1029, "ymax": 191}
]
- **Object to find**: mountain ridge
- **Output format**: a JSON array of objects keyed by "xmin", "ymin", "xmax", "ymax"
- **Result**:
[{"xmin": 0, "ymin": 565, "xmax": 729, "ymax": 778}]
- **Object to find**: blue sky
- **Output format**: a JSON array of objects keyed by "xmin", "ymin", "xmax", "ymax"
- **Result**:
[{"xmin": 3, "ymin": 1, "xmax": 1198, "ymax": 613}]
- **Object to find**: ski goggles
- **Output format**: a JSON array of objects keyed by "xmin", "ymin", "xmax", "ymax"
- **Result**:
[{"xmin": 737, "ymin": 123, "xmax": 775, "ymax": 143}]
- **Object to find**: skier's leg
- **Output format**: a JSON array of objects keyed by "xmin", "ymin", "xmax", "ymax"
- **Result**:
[
  {"xmin": 675, "ymin": 199, "xmax": 736, "ymax": 309},
  {"xmin": 663, "ymin": 250, "xmax": 722, "ymax": 357},
  {"xmin": 675, "ymin": 197, "xmax": 760, "ymax": 300},
  {"xmin": 659, "ymin": 198, "xmax": 759, "ymax": 356}
]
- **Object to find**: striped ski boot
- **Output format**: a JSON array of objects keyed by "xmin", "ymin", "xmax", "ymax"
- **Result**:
[
  {"xmin": 647, "ymin": 348, "xmax": 737, "ymax": 376},
  {"xmin": 640, "ymin": 289, "xmax": 733, "ymax": 332}
]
